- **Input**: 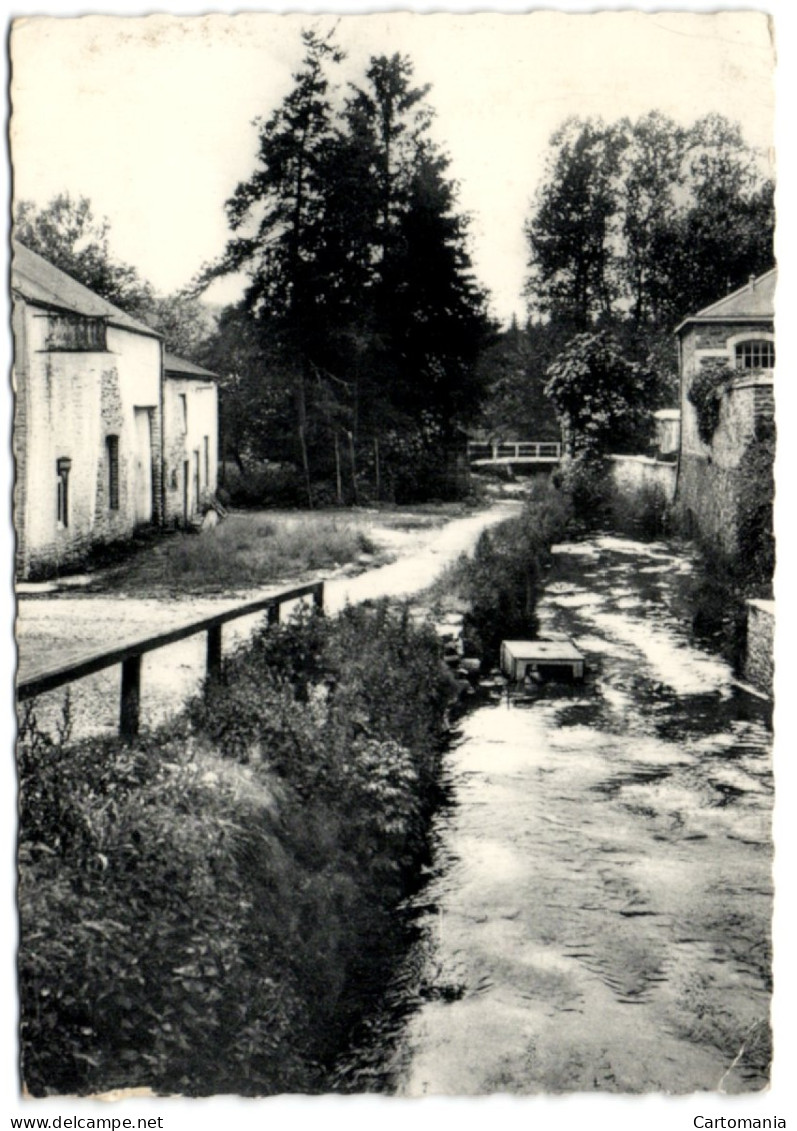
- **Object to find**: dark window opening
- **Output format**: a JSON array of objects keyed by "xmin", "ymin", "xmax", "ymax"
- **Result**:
[
  {"xmin": 56, "ymin": 457, "xmax": 71, "ymax": 527},
  {"xmin": 44, "ymin": 314, "xmax": 107, "ymax": 352},
  {"xmin": 107, "ymin": 435, "xmax": 120, "ymax": 510}
]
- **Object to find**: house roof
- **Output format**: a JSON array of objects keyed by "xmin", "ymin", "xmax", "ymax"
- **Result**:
[
  {"xmin": 163, "ymin": 352, "xmax": 219, "ymax": 380},
  {"xmin": 11, "ymin": 240, "xmax": 161, "ymax": 340},
  {"xmin": 675, "ymin": 267, "xmax": 777, "ymax": 335}
]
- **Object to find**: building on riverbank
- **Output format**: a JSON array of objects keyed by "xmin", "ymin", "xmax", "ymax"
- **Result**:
[
  {"xmin": 674, "ymin": 268, "xmax": 776, "ymax": 554},
  {"xmin": 12, "ymin": 242, "xmax": 220, "ymax": 577}
]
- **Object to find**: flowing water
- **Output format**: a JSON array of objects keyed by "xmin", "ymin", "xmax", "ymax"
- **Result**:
[{"xmin": 335, "ymin": 535, "xmax": 773, "ymax": 1096}]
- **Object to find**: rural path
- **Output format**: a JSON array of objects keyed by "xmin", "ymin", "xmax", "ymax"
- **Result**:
[{"xmin": 16, "ymin": 499, "xmax": 520, "ymax": 739}]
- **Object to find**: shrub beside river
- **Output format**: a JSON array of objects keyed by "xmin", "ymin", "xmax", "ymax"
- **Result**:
[
  {"xmin": 433, "ymin": 479, "xmax": 573, "ymax": 664},
  {"xmin": 18, "ymin": 602, "xmax": 455, "ymax": 1096}
]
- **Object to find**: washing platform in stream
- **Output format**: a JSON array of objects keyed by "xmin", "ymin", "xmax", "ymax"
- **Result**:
[{"xmin": 500, "ymin": 637, "xmax": 586, "ymax": 683}]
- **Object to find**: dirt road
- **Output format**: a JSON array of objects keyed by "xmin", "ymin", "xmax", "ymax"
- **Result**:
[{"xmin": 16, "ymin": 500, "xmax": 520, "ymax": 740}]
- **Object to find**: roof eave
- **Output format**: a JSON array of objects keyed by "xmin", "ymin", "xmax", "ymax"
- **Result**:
[
  {"xmin": 165, "ymin": 371, "xmax": 219, "ymax": 382},
  {"xmin": 13, "ymin": 288, "xmax": 163, "ymax": 341},
  {"xmin": 674, "ymin": 314, "xmax": 775, "ymax": 337}
]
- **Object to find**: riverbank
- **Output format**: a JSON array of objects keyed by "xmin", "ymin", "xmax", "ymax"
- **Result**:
[
  {"xmin": 16, "ymin": 495, "xmax": 775, "ymax": 1097},
  {"xmin": 17, "ymin": 495, "xmax": 530, "ymax": 1095},
  {"xmin": 18, "ymin": 601, "xmax": 459, "ymax": 1096},
  {"xmin": 17, "ymin": 499, "xmax": 520, "ymax": 742},
  {"xmin": 332, "ymin": 534, "xmax": 773, "ymax": 1095}
]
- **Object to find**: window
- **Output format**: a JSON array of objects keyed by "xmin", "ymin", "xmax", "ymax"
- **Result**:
[
  {"xmin": 56, "ymin": 457, "xmax": 71, "ymax": 527},
  {"xmin": 106, "ymin": 435, "xmax": 120, "ymax": 510},
  {"xmin": 735, "ymin": 340, "xmax": 775, "ymax": 371},
  {"xmin": 203, "ymin": 435, "xmax": 209, "ymax": 488},
  {"xmin": 179, "ymin": 394, "xmax": 188, "ymax": 432}
]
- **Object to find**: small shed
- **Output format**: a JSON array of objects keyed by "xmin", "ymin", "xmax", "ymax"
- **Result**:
[{"xmin": 500, "ymin": 639, "xmax": 585, "ymax": 682}]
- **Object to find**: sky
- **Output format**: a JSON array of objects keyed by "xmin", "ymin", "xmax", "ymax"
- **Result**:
[
  {"xmin": 9, "ymin": 10, "xmax": 776, "ymax": 326},
  {"xmin": 3, "ymin": 3, "xmax": 797, "ymax": 1129}
]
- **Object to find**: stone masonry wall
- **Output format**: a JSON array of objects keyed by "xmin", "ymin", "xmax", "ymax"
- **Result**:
[
  {"xmin": 677, "ymin": 316, "xmax": 774, "ymax": 554},
  {"xmin": 609, "ymin": 455, "xmax": 677, "ymax": 504},
  {"xmin": 745, "ymin": 599, "xmax": 774, "ymax": 696},
  {"xmin": 163, "ymin": 377, "xmax": 218, "ymax": 525}
]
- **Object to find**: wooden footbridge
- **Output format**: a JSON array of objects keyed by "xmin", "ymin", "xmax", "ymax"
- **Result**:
[{"xmin": 468, "ymin": 441, "xmax": 562, "ymax": 468}]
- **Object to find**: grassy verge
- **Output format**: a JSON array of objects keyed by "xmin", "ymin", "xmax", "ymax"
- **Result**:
[
  {"xmin": 98, "ymin": 513, "xmax": 380, "ymax": 593},
  {"xmin": 18, "ymin": 602, "xmax": 456, "ymax": 1096}
]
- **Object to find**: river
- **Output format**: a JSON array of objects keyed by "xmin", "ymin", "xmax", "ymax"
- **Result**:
[{"xmin": 334, "ymin": 534, "xmax": 773, "ymax": 1096}]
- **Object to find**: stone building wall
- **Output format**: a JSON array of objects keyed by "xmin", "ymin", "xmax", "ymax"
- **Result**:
[
  {"xmin": 163, "ymin": 376, "xmax": 219, "ymax": 525},
  {"xmin": 676, "ymin": 319, "xmax": 775, "ymax": 554}
]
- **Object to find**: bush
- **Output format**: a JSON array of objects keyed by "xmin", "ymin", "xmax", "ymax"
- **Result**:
[
  {"xmin": 221, "ymin": 461, "xmax": 305, "ymax": 508},
  {"xmin": 607, "ymin": 479, "xmax": 672, "ymax": 539},
  {"xmin": 18, "ymin": 603, "xmax": 456, "ymax": 1096},
  {"xmin": 688, "ymin": 360, "xmax": 734, "ymax": 445},
  {"xmin": 435, "ymin": 478, "xmax": 572, "ymax": 664},
  {"xmin": 554, "ymin": 455, "xmax": 612, "ymax": 529},
  {"xmin": 736, "ymin": 434, "xmax": 775, "ymax": 593}
]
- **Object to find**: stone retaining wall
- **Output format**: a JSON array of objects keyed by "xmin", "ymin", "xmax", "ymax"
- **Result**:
[
  {"xmin": 745, "ymin": 599, "xmax": 774, "ymax": 696},
  {"xmin": 609, "ymin": 455, "xmax": 677, "ymax": 503}
]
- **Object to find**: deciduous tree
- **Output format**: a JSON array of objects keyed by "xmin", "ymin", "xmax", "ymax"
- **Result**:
[
  {"xmin": 14, "ymin": 193, "xmax": 154, "ymax": 319},
  {"xmin": 544, "ymin": 331, "xmax": 658, "ymax": 458}
]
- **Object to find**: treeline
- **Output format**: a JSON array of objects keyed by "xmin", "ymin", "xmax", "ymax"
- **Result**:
[
  {"xmin": 15, "ymin": 29, "xmax": 493, "ymax": 508},
  {"xmin": 475, "ymin": 111, "xmax": 774, "ymax": 456},
  {"xmin": 525, "ymin": 111, "xmax": 774, "ymax": 334}
]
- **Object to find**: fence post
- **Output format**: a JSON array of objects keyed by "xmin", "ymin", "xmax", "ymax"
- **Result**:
[
  {"xmin": 207, "ymin": 624, "xmax": 222, "ymax": 680},
  {"xmin": 313, "ymin": 583, "xmax": 324, "ymax": 612},
  {"xmin": 120, "ymin": 655, "xmax": 142, "ymax": 739},
  {"xmin": 267, "ymin": 602, "xmax": 280, "ymax": 628}
]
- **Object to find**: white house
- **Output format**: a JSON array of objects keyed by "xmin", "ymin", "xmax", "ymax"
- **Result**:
[
  {"xmin": 12, "ymin": 241, "xmax": 220, "ymax": 577},
  {"xmin": 163, "ymin": 353, "xmax": 219, "ymax": 526}
]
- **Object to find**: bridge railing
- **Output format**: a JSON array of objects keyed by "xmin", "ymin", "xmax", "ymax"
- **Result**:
[
  {"xmin": 17, "ymin": 581, "xmax": 324, "ymax": 740},
  {"xmin": 468, "ymin": 441, "xmax": 562, "ymax": 462}
]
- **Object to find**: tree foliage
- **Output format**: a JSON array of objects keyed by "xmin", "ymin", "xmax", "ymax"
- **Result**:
[
  {"xmin": 14, "ymin": 193, "xmax": 218, "ymax": 361},
  {"xmin": 525, "ymin": 112, "xmax": 774, "ymax": 332},
  {"xmin": 525, "ymin": 118, "xmax": 627, "ymax": 331},
  {"xmin": 14, "ymin": 193, "xmax": 155, "ymax": 320},
  {"xmin": 505, "ymin": 111, "xmax": 774, "ymax": 460},
  {"xmin": 544, "ymin": 331, "xmax": 659, "ymax": 457},
  {"xmin": 201, "ymin": 32, "xmax": 492, "ymax": 504}
]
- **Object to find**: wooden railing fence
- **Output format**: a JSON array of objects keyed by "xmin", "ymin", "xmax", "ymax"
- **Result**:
[{"xmin": 17, "ymin": 581, "xmax": 324, "ymax": 740}]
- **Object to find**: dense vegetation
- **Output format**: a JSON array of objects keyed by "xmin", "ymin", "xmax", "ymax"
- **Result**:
[
  {"xmin": 525, "ymin": 111, "xmax": 773, "ymax": 336},
  {"xmin": 434, "ymin": 479, "xmax": 573, "ymax": 664},
  {"xmin": 18, "ymin": 603, "xmax": 456, "ymax": 1096},
  {"xmin": 475, "ymin": 111, "xmax": 773, "ymax": 458},
  {"xmin": 199, "ymin": 32, "xmax": 493, "ymax": 506},
  {"xmin": 99, "ymin": 513, "xmax": 378, "ymax": 594}
]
